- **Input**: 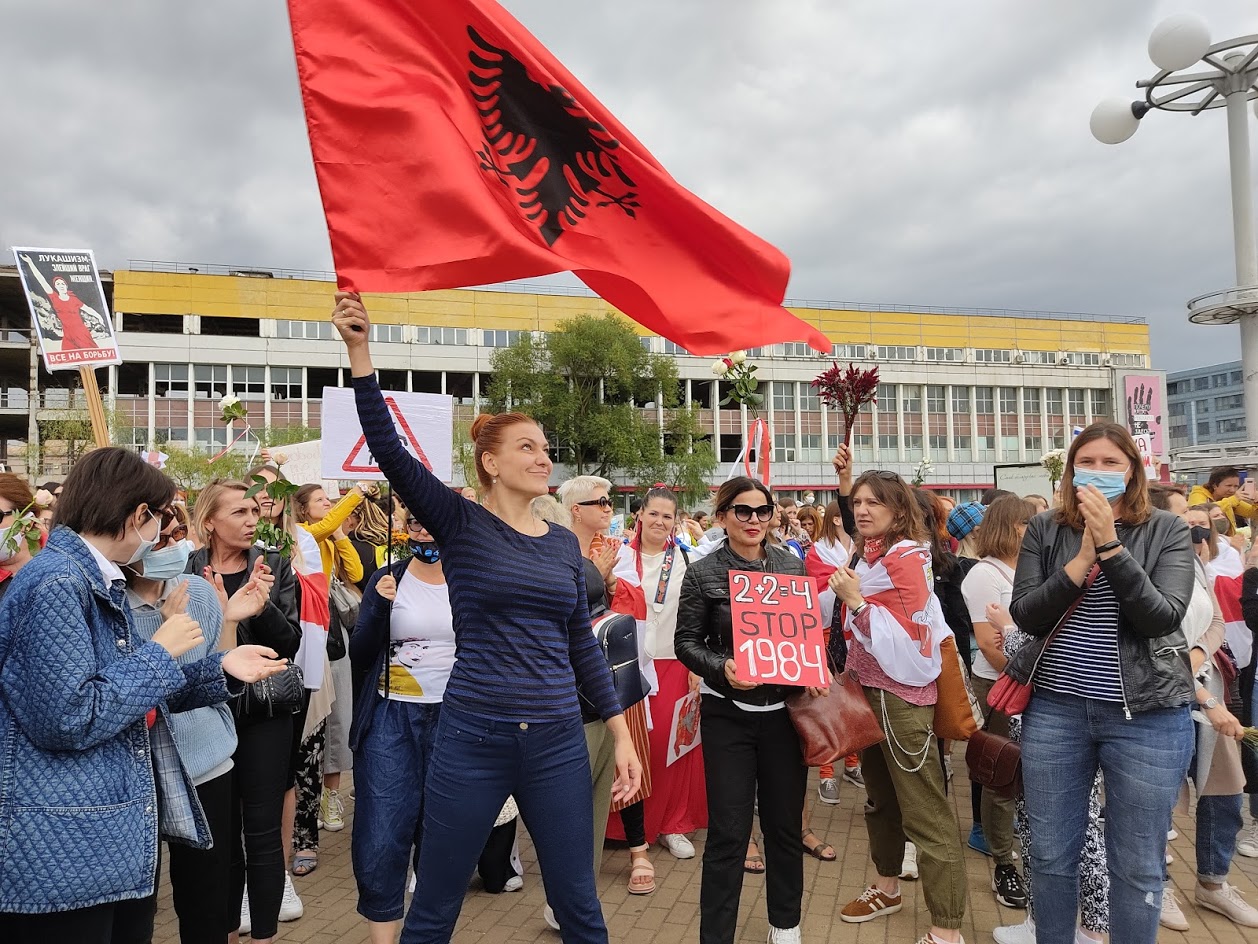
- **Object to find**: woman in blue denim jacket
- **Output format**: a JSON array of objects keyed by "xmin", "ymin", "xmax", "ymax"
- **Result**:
[{"xmin": 0, "ymin": 448, "xmax": 286, "ymax": 944}]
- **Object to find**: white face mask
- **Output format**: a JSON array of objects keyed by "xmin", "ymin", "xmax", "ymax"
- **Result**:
[{"xmin": 125, "ymin": 509, "xmax": 162, "ymax": 566}]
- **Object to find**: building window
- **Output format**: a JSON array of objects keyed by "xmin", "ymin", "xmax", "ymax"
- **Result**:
[
  {"xmin": 1194, "ymin": 376, "xmax": 1210, "ymax": 391},
  {"xmin": 369, "ymin": 324, "xmax": 403, "ymax": 344},
  {"xmin": 1196, "ymin": 399, "xmax": 1210, "ymax": 414},
  {"xmin": 975, "ymin": 348, "xmax": 1011, "ymax": 364},
  {"xmin": 779, "ymin": 342, "xmax": 815, "ymax": 357},
  {"xmin": 773, "ymin": 434, "xmax": 797, "ymax": 463},
  {"xmin": 271, "ymin": 367, "xmax": 304, "ymax": 400},
  {"xmin": 1231, "ymin": 370, "xmax": 1243, "ymax": 383},
  {"xmin": 1213, "ymin": 373, "xmax": 1229, "ymax": 388},
  {"xmin": 416, "ymin": 326, "xmax": 468, "ymax": 345},
  {"xmin": 194, "ymin": 365, "xmax": 228, "ymax": 400},
  {"xmin": 924, "ymin": 347, "xmax": 963, "ymax": 362},
  {"xmin": 660, "ymin": 339, "xmax": 689, "ymax": 355},
  {"xmin": 201, "ymin": 316, "xmax": 260, "ymax": 338},
  {"xmin": 1198, "ymin": 420, "xmax": 1211, "ymax": 438},
  {"xmin": 877, "ymin": 345, "xmax": 916, "ymax": 361},
  {"xmin": 799, "ymin": 383, "xmax": 820, "ymax": 412},
  {"xmin": 832, "ymin": 343, "xmax": 867, "ymax": 359},
  {"xmin": 275, "ymin": 320, "xmax": 332, "ymax": 340},
  {"xmin": 771, "ymin": 381, "xmax": 796, "ymax": 412},
  {"xmin": 1091, "ymin": 388, "xmax": 1113, "ymax": 420},
  {"xmin": 926, "ymin": 385, "xmax": 947, "ymax": 413},
  {"xmin": 1215, "ymin": 394, "xmax": 1244, "ymax": 410},
  {"xmin": 1168, "ymin": 402, "xmax": 1186, "ymax": 417},
  {"xmin": 1068, "ymin": 388, "xmax": 1086, "ymax": 422},
  {"xmin": 1109, "ymin": 353, "xmax": 1146, "ymax": 367},
  {"xmin": 154, "ymin": 363, "xmax": 189, "ymax": 398},
  {"xmin": 1217, "ymin": 418, "xmax": 1246, "ymax": 435},
  {"xmin": 232, "ymin": 366, "xmax": 265, "ymax": 397},
  {"xmin": 800, "ymin": 433, "xmax": 823, "ymax": 462},
  {"xmin": 975, "ymin": 385, "xmax": 995, "ymax": 461},
  {"xmin": 900, "ymin": 385, "xmax": 922, "ymax": 414},
  {"xmin": 639, "ymin": 337, "xmax": 654, "ymax": 352},
  {"xmin": 483, "ymin": 329, "xmax": 526, "ymax": 348},
  {"xmin": 1022, "ymin": 350, "xmax": 1056, "ymax": 365},
  {"xmin": 1063, "ymin": 352, "xmax": 1101, "ymax": 366},
  {"xmin": 194, "ymin": 427, "xmax": 230, "ymax": 449}
]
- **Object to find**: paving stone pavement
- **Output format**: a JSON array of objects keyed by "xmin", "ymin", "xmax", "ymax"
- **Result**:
[{"xmin": 154, "ymin": 755, "xmax": 1258, "ymax": 943}]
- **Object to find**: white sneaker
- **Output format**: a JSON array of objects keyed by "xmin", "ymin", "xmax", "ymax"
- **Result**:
[
  {"xmin": 238, "ymin": 887, "xmax": 251, "ymax": 936},
  {"xmin": 1237, "ymin": 821, "xmax": 1258, "ymax": 858},
  {"xmin": 504, "ymin": 875, "xmax": 524, "ymax": 892},
  {"xmin": 279, "ymin": 873, "xmax": 304, "ymax": 922},
  {"xmin": 544, "ymin": 904, "xmax": 560, "ymax": 931},
  {"xmin": 1167, "ymin": 827, "xmax": 1178, "ymax": 840},
  {"xmin": 1195, "ymin": 882, "xmax": 1258, "ymax": 928},
  {"xmin": 900, "ymin": 842, "xmax": 919, "ymax": 880},
  {"xmin": 1159, "ymin": 888, "xmax": 1189, "ymax": 931},
  {"xmin": 992, "ymin": 916, "xmax": 1035, "ymax": 944},
  {"xmin": 659, "ymin": 833, "xmax": 696, "ymax": 859},
  {"xmin": 768, "ymin": 926, "xmax": 802, "ymax": 944}
]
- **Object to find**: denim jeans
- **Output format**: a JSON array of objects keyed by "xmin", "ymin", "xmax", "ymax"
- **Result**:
[
  {"xmin": 1021, "ymin": 690, "xmax": 1193, "ymax": 944},
  {"xmin": 401, "ymin": 704, "xmax": 605, "ymax": 944},
  {"xmin": 351, "ymin": 698, "xmax": 441, "ymax": 922},
  {"xmin": 1195, "ymin": 793, "xmax": 1244, "ymax": 884}
]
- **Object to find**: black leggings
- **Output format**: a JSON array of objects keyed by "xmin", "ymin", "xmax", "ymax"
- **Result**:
[
  {"xmin": 231, "ymin": 713, "xmax": 293, "ymax": 940},
  {"xmin": 0, "ymin": 896, "xmax": 156, "ymax": 944},
  {"xmin": 478, "ymin": 819, "xmax": 519, "ymax": 893},
  {"xmin": 619, "ymin": 800, "xmax": 647, "ymax": 848},
  {"xmin": 168, "ymin": 770, "xmax": 235, "ymax": 944}
]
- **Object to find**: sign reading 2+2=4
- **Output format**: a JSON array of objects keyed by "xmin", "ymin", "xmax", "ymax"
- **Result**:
[{"xmin": 729, "ymin": 571, "xmax": 828, "ymax": 688}]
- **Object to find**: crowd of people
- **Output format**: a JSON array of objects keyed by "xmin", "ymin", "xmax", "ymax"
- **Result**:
[{"xmin": 0, "ymin": 293, "xmax": 1255, "ymax": 944}]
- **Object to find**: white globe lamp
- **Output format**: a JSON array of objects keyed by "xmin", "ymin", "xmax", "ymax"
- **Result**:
[
  {"xmin": 1148, "ymin": 15, "xmax": 1211, "ymax": 72},
  {"xmin": 1090, "ymin": 98, "xmax": 1144, "ymax": 145}
]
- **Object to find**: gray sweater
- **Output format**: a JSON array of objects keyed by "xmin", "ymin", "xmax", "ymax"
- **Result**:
[{"xmin": 128, "ymin": 574, "xmax": 237, "ymax": 784}]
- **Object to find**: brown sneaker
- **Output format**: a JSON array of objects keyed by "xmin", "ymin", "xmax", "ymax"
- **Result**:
[{"xmin": 840, "ymin": 885, "xmax": 903, "ymax": 923}]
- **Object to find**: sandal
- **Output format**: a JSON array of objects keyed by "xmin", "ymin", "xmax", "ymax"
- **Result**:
[
  {"xmin": 744, "ymin": 838, "xmax": 766, "ymax": 875},
  {"xmin": 628, "ymin": 847, "xmax": 656, "ymax": 895},
  {"xmin": 291, "ymin": 852, "xmax": 319, "ymax": 877},
  {"xmin": 802, "ymin": 827, "xmax": 836, "ymax": 862}
]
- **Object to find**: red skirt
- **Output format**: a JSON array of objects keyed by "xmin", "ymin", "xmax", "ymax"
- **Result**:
[{"xmin": 606, "ymin": 658, "xmax": 708, "ymax": 843}]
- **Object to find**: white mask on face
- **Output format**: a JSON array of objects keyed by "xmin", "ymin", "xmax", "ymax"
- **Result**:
[{"xmin": 125, "ymin": 509, "xmax": 161, "ymax": 566}]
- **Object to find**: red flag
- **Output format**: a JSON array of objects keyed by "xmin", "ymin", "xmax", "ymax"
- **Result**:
[{"xmin": 287, "ymin": 0, "xmax": 830, "ymax": 356}]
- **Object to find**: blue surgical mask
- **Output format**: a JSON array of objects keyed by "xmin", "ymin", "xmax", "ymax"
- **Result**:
[
  {"xmin": 409, "ymin": 540, "xmax": 440, "ymax": 564},
  {"xmin": 1070, "ymin": 467, "xmax": 1128, "ymax": 502},
  {"xmin": 142, "ymin": 539, "xmax": 193, "ymax": 580}
]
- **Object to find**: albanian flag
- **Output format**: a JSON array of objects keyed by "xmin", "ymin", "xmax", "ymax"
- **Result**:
[{"xmin": 287, "ymin": 0, "xmax": 830, "ymax": 356}]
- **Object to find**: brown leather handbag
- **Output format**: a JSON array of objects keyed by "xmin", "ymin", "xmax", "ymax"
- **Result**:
[
  {"xmin": 965, "ymin": 728, "xmax": 1022, "ymax": 798},
  {"xmin": 786, "ymin": 668, "xmax": 885, "ymax": 767}
]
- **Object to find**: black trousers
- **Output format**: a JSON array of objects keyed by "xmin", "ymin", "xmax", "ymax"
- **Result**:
[
  {"xmin": 167, "ymin": 770, "xmax": 235, "ymax": 944},
  {"xmin": 699, "ymin": 695, "xmax": 806, "ymax": 944},
  {"xmin": 231, "ymin": 713, "xmax": 293, "ymax": 940},
  {"xmin": 0, "ymin": 894, "xmax": 155, "ymax": 944},
  {"xmin": 477, "ymin": 819, "xmax": 519, "ymax": 893}
]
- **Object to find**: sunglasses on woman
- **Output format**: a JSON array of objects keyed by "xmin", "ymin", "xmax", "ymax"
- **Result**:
[
  {"xmin": 405, "ymin": 516, "xmax": 426, "ymax": 532},
  {"xmin": 727, "ymin": 503, "xmax": 774, "ymax": 522},
  {"xmin": 576, "ymin": 497, "xmax": 614, "ymax": 508}
]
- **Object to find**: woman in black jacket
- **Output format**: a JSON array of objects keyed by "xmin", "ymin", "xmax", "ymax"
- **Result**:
[
  {"xmin": 1009, "ymin": 423, "xmax": 1195, "ymax": 944},
  {"xmin": 675, "ymin": 476, "xmax": 824, "ymax": 944},
  {"xmin": 190, "ymin": 479, "xmax": 302, "ymax": 944}
]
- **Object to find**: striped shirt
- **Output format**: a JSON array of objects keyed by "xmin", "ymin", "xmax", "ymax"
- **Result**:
[
  {"xmin": 1034, "ymin": 570, "xmax": 1125, "ymax": 703},
  {"xmin": 352, "ymin": 373, "xmax": 621, "ymax": 724}
]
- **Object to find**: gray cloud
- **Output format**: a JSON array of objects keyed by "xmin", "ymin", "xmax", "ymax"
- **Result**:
[{"xmin": 2, "ymin": 0, "xmax": 1255, "ymax": 369}]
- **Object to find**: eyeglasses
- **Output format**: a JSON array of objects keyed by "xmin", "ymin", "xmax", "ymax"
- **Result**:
[
  {"xmin": 405, "ymin": 517, "xmax": 425, "ymax": 532},
  {"xmin": 728, "ymin": 504, "xmax": 774, "ymax": 522},
  {"xmin": 869, "ymin": 471, "xmax": 901, "ymax": 481},
  {"xmin": 0, "ymin": 509, "xmax": 15, "ymax": 524},
  {"xmin": 576, "ymin": 497, "xmax": 614, "ymax": 508}
]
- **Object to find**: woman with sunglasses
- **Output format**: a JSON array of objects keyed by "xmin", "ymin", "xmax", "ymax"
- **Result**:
[
  {"xmin": 0, "ymin": 448, "xmax": 286, "ymax": 944},
  {"xmin": 675, "ymin": 475, "xmax": 821, "ymax": 944},
  {"xmin": 333, "ymin": 293, "xmax": 639, "ymax": 944},
  {"xmin": 1010, "ymin": 423, "xmax": 1196, "ymax": 944},
  {"xmin": 0, "ymin": 473, "xmax": 44, "ymax": 603},
  {"xmin": 125, "ymin": 504, "xmax": 275, "ymax": 944},
  {"xmin": 190, "ymin": 479, "xmax": 304, "ymax": 942},
  {"xmin": 829, "ymin": 470, "xmax": 967, "ymax": 944}
]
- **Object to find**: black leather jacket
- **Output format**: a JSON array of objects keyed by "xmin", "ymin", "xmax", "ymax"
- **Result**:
[
  {"xmin": 674, "ymin": 542, "xmax": 806, "ymax": 707},
  {"xmin": 187, "ymin": 545, "xmax": 302, "ymax": 661},
  {"xmin": 1008, "ymin": 508, "xmax": 1195, "ymax": 715}
]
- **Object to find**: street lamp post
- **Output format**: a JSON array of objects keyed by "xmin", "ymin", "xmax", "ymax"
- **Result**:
[{"xmin": 1091, "ymin": 15, "xmax": 1258, "ymax": 438}]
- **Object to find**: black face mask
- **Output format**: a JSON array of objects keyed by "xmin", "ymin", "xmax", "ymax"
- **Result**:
[
  {"xmin": 1190, "ymin": 525, "xmax": 1213, "ymax": 546},
  {"xmin": 409, "ymin": 540, "xmax": 440, "ymax": 564}
]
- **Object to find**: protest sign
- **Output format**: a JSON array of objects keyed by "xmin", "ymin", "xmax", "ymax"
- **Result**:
[
  {"xmin": 13, "ymin": 247, "xmax": 120, "ymax": 371},
  {"xmin": 271, "ymin": 440, "xmax": 342, "ymax": 495},
  {"xmin": 320, "ymin": 387, "xmax": 453, "ymax": 482},
  {"xmin": 729, "ymin": 570, "xmax": 827, "ymax": 687},
  {"xmin": 666, "ymin": 690, "xmax": 702, "ymax": 767}
]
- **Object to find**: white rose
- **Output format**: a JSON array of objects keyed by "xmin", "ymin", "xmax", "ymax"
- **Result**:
[
  {"xmin": 730, "ymin": 350, "xmax": 747, "ymax": 364},
  {"xmin": 711, "ymin": 359, "xmax": 730, "ymax": 377},
  {"xmin": 219, "ymin": 394, "xmax": 240, "ymax": 409}
]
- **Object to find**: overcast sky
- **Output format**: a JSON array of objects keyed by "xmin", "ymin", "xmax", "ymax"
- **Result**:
[{"xmin": 3, "ymin": 1, "xmax": 1257, "ymax": 371}]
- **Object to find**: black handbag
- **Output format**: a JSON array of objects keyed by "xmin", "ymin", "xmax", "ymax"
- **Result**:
[
  {"xmin": 240, "ymin": 662, "xmax": 306, "ymax": 717},
  {"xmin": 579, "ymin": 610, "xmax": 649, "ymax": 712}
]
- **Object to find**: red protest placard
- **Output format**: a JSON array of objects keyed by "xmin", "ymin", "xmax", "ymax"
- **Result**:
[{"xmin": 729, "ymin": 571, "xmax": 828, "ymax": 687}]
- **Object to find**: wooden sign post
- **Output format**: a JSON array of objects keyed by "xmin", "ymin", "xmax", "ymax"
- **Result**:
[{"xmin": 78, "ymin": 366, "xmax": 110, "ymax": 447}]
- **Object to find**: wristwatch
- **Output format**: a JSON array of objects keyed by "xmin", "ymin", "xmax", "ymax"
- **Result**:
[{"xmin": 1202, "ymin": 696, "xmax": 1220, "ymax": 710}]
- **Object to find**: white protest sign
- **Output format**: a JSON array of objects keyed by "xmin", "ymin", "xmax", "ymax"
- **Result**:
[
  {"xmin": 273, "ymin": 439, "xmax": 341, "ymax": 495},
  {"xmin": 320, "ymin": 387, "xmax": 453, "ymax": 482}
]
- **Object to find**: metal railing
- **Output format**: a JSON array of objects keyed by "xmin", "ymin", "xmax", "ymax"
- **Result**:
[{"xmin": 126, "ymin": 259, "xmax": 1147, "ymax": 326}]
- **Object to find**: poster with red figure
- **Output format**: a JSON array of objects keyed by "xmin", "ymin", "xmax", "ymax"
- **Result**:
[{"xmin": 12, "ymin": 247, "xmax": 121, "ymax": 371}]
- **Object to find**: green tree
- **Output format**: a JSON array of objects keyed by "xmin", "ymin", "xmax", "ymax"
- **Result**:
[
  {"xmin": 259, "ymin": 424, "xmax": 322, "ymax": 448},
  {"xmin": 160, "ymin": 445, "xmax": 251, "ymax": 492},
  {"xmin": 634, "ymin": 405, "xmax": 718, "ymax": 510},
  {"xmin": 486, "ymin": 314, "xmax": 681, "ymax": 479}
]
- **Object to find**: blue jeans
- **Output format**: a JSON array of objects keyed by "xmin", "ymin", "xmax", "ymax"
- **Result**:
[
  {"xmin": 1195, "ymin": 793, "xmax": 1244, "ymax": 884},
  {"xmin": 401, "ymin": 704, "xmax": 604, "ymax": 944},
  {"xmin": 351, "ymin": 698, "xmax": 441, "ymax": 922},
  {"xmin": 1021, "ymin": 691, "xmax": 1193, "ymax": 944}
]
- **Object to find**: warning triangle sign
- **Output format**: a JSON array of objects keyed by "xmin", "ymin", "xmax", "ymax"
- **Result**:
[{"xmin": 341, "ymin": 396, "xmax": 434, "ymax": 474}]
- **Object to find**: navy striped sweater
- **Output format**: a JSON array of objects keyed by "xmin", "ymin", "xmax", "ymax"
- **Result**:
[{"xmin": 352, "ymin": 373, "xmax": 621, "ymax": 723}]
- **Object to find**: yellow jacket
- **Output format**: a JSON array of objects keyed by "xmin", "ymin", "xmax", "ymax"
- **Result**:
[
  {"xmin": 300, "ymin": 490, "xmax": 365, "ymax": 582},
  {"xmin": 1187, "ymin": 484, "xmax": 1257, "ymax": 531}
]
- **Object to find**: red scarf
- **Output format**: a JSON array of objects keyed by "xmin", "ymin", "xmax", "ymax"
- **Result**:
[{"xmin": 862, "ymin": 535, "xmax": 886, "ymax": 565}]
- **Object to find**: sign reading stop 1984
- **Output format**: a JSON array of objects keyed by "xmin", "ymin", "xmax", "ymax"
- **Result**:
[{"xmin": 729, "ymin": 571, "xmax": 829, "ymax": 688}]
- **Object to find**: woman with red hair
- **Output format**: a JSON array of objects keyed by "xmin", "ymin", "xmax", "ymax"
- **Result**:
[{"xmin": 0, "ymin": 473, "xmax": 43, "ymax": 603}]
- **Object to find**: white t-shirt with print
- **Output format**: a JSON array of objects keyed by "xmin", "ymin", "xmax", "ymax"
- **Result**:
[
  {"xmin": 381, "ymin": 574, "xmax": 457, "ymax": 703},
  {"xmin": 960, "ymin": 557, "xmax": 1015, "ymax": 681}
]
